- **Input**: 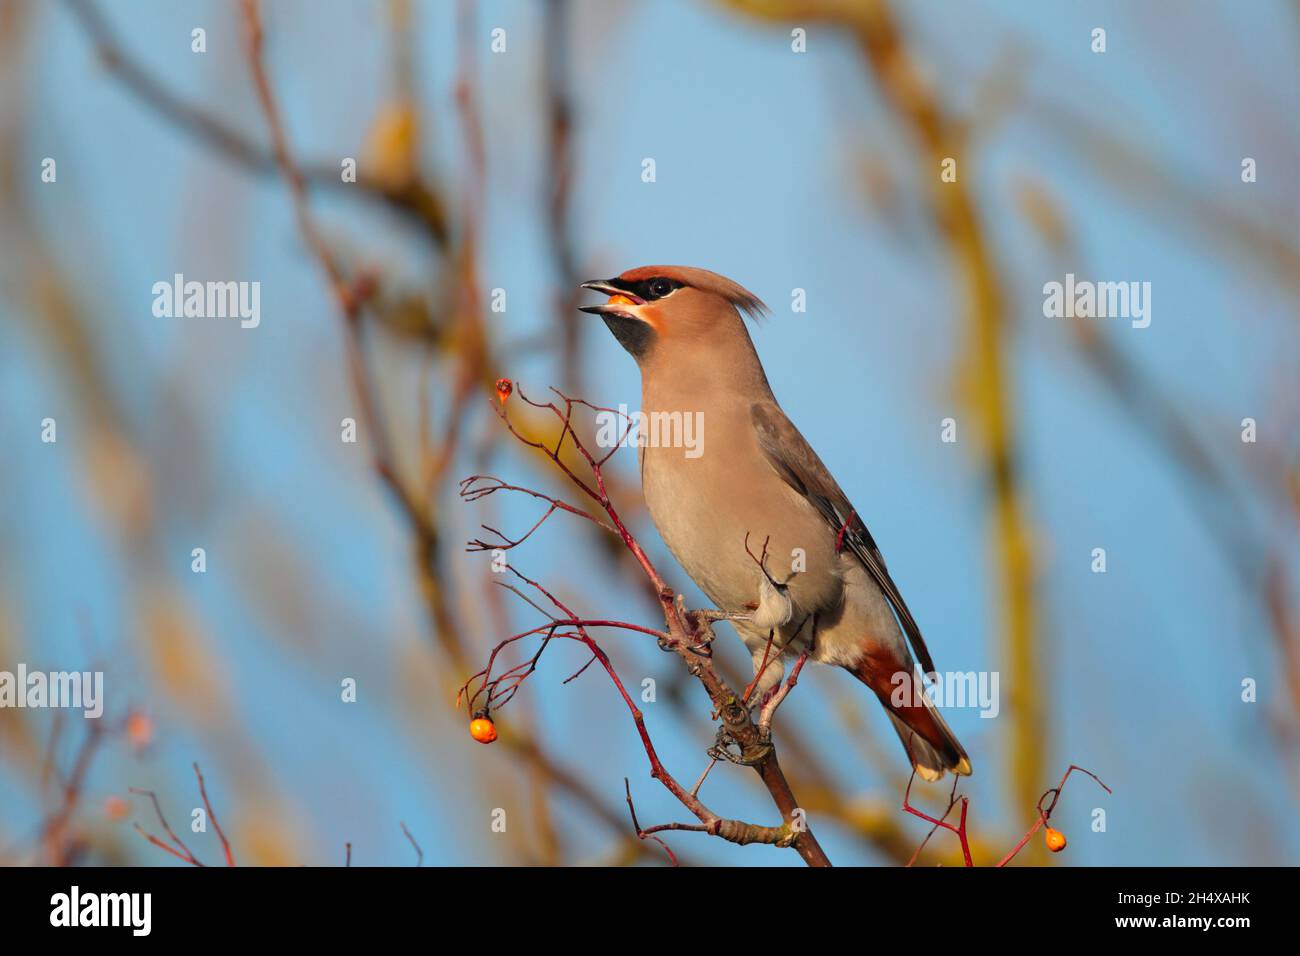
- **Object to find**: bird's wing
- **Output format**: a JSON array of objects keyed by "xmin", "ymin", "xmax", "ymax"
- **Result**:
[{"xmin": 750, "ymin": 401, "xmax": 936, "ymax": 675}]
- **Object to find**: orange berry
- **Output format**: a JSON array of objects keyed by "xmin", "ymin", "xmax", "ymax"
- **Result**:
[
  {"xmin": 469, "ymin": 717, "xmax": 498, "ymax": 744},
  {"xmin": 103, "ymin": 795, "xmax": 130, "ymax": 822},
  {"xmin": 1044, "ymin": 826, "xmax": 1067, "ymax": 852},
  {"xmin": 125, "ymin": 712, "xmax": 153, "ymax": 750},
  {"xmin": 495, "ymin": 378, "xmax": 513, "ymax": 404},
  {"xmin": 607, "ymin": 294, "xmax": 637, "ymax": 307}
]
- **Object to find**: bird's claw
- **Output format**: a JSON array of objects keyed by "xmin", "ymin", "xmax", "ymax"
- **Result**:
[
  {"xmin": 695, "ymin": 608, "xmax": 752, "ymax": 624},
  {"xmin": 754, "ymin": 682, "xmax": 785, "ymax": 738},
  {"xmin": 656, "ymin": 637, "xmax": 713, "ymax": 657},
  {"xmin": 707, "ymin": 725, "xmax": 773, "ymax": 766}
]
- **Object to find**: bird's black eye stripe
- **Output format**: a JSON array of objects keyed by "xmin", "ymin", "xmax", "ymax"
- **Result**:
[
  {"xmin": 640, "ymin": 277, "xmax": 679, "ymax": 301},
  {"xmin": 608, "ymin": 276, "xmax": 682, "ymax": 302}
]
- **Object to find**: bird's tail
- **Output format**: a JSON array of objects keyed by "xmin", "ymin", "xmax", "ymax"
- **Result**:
[{"xmin": 848, "ymin": 659, "xmax": 972, "ymax": 782}]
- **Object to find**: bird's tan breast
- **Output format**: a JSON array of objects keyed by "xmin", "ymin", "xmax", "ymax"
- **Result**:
[{"xmin": 640, "ymin": 404, "xmax": 842, "ymax": 616}]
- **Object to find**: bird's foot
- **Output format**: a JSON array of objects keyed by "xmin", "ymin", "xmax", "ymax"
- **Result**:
[
  {"xmin": 657, "ymin": 639, "xmax": 712, "ymax": 658},
  {"xmin": 677, "ymin": 604, "xmax": 752, "ymax": 657},
  {"xmin": 654, "ymin": 596, "xmax": 712, "ymax": 655},
  {"xmin": 694, "ymin": 607, "xmax": 753, "ymax": 624},
  {"xmin": 756, "ymin": 648, "xmax": 811, "ymax": 736},
  {"xmin": 707, "ymin": 724, "xmax": 773, "ymax": 767},
  {"xmin": 754, "ymin": 684, "xmax": 782, "ymax": 738}
]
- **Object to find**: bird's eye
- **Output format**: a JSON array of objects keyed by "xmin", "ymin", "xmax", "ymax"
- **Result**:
[{"xmin": 649, "ymin": 279, "xmax": 675, "ymax": 299}]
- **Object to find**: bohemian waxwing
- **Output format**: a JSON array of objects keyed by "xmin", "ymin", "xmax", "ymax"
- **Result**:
[{"xmin": 580, "ymin": 265, "xmax": 971, "ymax": 781}]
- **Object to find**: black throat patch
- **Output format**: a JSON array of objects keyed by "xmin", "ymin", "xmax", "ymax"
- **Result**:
[{"xmin": 602, "ymin": 313, "xmax": 654, "ymax": 360}]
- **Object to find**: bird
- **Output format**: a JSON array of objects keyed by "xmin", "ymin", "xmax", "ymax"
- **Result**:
[{"xmin": 580, "ymin": 265, "xmax": 971, "ymax": 781}]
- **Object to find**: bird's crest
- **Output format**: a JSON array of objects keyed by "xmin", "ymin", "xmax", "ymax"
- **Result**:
[{"xmin": 615, "ymin": 265, "xmax": 769, "ymax": 322}]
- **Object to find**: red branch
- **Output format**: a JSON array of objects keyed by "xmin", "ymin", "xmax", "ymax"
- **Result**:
[
  {"xmin": 904, "ymin": 762, "xmax": 1112, "ymax": 867},
  {"xmin": 131, "ymin": 762, "xmax": 234, "ymax": 867},
  {"xmin": 903, "ymin": 770, "xmax": 972, "ymax": 867},
  {"xmin": 995, "ymin": 764, "xmax": 1112, "ymax": 867},
  {"xmin": 193, "ymin": 762, "xmax": 234, "ymax": 867}
]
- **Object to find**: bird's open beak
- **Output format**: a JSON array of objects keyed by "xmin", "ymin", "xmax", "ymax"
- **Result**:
[{"xmin": 578, "ymin": 280, "xmax": 645, "ymax": 317}]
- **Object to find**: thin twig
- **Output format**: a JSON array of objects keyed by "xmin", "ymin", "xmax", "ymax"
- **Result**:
[
  {"xmin": 400, "ymin": 822, "xmax": 424, "ymax": 867},
  {"xmin": 193, "ymin": 762, "xmax": 234, "ymax": 867}
]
